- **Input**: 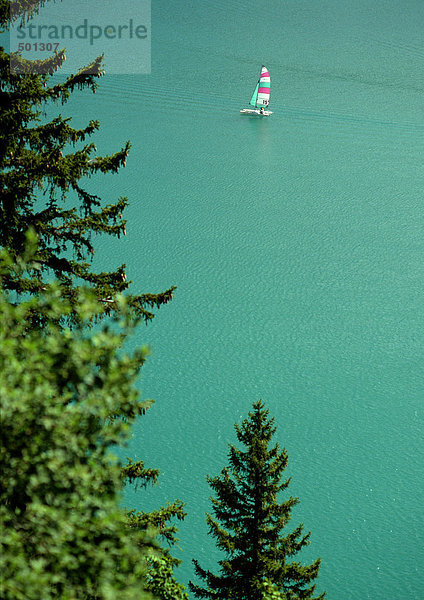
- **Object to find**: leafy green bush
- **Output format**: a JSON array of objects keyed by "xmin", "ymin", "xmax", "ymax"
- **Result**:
[{"xmin": 0, "ymin": 251, "xmax": 154, "ymax": 600}]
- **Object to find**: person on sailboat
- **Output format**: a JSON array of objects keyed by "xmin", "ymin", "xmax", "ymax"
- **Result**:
[{"xmin": 260, "ymin": 107, "xmax": 264, "ymax": 114}]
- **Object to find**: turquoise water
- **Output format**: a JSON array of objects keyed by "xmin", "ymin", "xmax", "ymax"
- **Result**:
[{"xmin": 66, "ymin": 1, "xmax": 423, "ymax": 597}]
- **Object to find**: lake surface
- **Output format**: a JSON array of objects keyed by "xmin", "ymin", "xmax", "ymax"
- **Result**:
[{"xmin": 66, "ymin": 1, "xmax": 423, "ymax": 597}]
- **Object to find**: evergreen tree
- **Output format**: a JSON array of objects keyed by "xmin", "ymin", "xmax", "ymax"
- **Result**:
[
  {"xmin": 1, "ymin": 3, "xmax": 185, "ymax": 594},
  {"xmin": 0, "ymin": 245, "xmax": 155, "ymax": 600},
  {"xmin": 0, "ymin": 0, "xmax": 175, "ymax": 324},
  {"xmin": 190, "ymin": 401, "xmax": 325, "ymax": 600}
]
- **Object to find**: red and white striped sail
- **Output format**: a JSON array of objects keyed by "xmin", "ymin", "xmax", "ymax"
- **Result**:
[{"xmin": 256, "ymin": 65, "xmax": 271, "ymax": 107}]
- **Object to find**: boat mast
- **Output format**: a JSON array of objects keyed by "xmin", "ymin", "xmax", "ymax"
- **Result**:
[{"xmin": 255, "ymin": 66, "xmax": 261, "ymax": 108}]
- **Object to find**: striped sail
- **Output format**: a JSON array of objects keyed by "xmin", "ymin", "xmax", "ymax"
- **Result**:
[{"xmin": 256, "ymin": 65, "xmax": 271, "ymax": 107}]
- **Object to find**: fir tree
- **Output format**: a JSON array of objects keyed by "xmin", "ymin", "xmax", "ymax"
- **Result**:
[
  {"xmin": 0, "ymin": 0, "xmax": 175, "ymax": 324},
  {"xmin": 1, "ymin": 3, "xmax": 186, "ymax": 594},
  {"xmin": 190, "ymin": 401, "xmax": 325, "ymax": 600}
]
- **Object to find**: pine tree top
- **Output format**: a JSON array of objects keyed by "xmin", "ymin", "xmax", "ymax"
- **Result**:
[{"xmin": 190, "ymin": 400, "xmax": 325, "ymax": 600}]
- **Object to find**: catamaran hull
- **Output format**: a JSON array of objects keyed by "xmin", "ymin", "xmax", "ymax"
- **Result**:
[{"xmin": 240, "ymin": 108, "xmax": 273, "ymax": 116}]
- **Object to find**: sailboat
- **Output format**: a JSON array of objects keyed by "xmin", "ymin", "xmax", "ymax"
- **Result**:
[{"xmin": 240, "ymin": 65, "xmax": 273, "ymax": 116}]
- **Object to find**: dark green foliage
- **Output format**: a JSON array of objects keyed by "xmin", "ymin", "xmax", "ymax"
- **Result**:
[
  {"xmin": 0, "ymin": 0, "xmax": 175, "ymax": 324},
  {"xmin": 123, "ymin": 458, "xmax": 161, "ymax": 488},
  {"xmin": 122, "ymin": 457, "xmax": 186, "ymax": 557},
  {"xmin": 1, "ymin": 3, "xmax": 186, "ymax": 596},
  {"xmin": 123, "ymin": 458, "xmax": 187, "ymax": 594},
  {"xmin": 121, "ymin": 457, "xmax": 186, "ymax": 562},
  {"xmin": 0, "ymin": 247, "xmax": 155, "ymax": 600},
  {"xmin": 190, "ymin": 401, "xmax": 325, "ymax": 600},
  {"xmin": 259, "ymin": 580, "xmax": 287, "ymax": 600},
  {"xmin": 1, "ymin": 0, "xmax": 50, "ymax": 26},
  {"xmin": 129, "ymin": 501, "xmax": 187, "ymax": 565},
  {"xmin": 146, "ymin": 556, "xmax": 189, "ymax": 600}
]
